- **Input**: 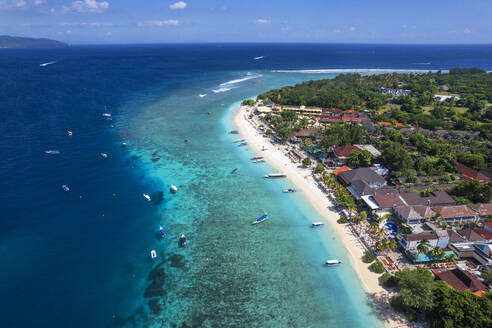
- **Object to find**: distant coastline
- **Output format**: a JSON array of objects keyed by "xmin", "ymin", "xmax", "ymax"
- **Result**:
[{"xmin": 0, "ymin": 35, "xmax": 68, "ymax": 49}]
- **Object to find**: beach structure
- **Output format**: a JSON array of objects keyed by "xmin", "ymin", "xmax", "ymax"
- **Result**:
[
  {"xmin": 393, "ymin": 205, "xmax": 436, "ymax": 225},
  {"xmin": 399, "ymin": 231, "xmax": 449, "ymax": 252},
  {"xmin": 400, "ymin": 191, "xmax": 456, "ymax": 207},
  {"xmin": 338, "ymin": 167, "xmax": 387, "ymax": 199},
  {"xmin": 282, "ymin": 105, "xmax": 322, "ymax": 115},
  {"xmin": 362, "ymin": 194, "xmax": 405, "ymax": 217},
  {"xmin": 255, "ymin": 106, "xmax": 272, "ymax": 114},
  {"xmin": 332, "ymin": 145, "xmax": 361, "ymax": 164},
  {"xmin": 435, "ymin": 268, "xmax": 487, "ymax": 293},
  {"xmin": 432, "ymin": 205, "xmax": 479, "ymax": 224}
]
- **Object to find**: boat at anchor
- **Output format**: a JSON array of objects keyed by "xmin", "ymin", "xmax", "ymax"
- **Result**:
[
  {"xmin": 325, "ymin": 259, "xmax": 341, "ymax": 266},
  {"xmin": 264, "ymin": 173, "xmax": 286, "ymax": 178},
  {"xmin": 252, "ymin": 214, "xmax": 268, "ymax": 225}
]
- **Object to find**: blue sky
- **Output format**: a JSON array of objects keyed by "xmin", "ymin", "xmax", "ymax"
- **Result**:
[{"xmin": 0, "ymin": 0, "xmax": 490, "ymax": 44}]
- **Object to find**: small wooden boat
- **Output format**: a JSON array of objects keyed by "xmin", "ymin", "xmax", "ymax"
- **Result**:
[
  {"xmin": 325, "ymin": 259, "xmax": 341, "ymax": 266},
  {"xmin": 254, "ymin": 159, "xmax": 265, "ymax": 163},
  {"xmin": 67, "ymin": 131, "xmax": 73, "ymax": 136},
  {"xmin": 121, "ymin": 142, "xmax": 127, "ymax": 147},
  {"xmin": 234, "ymin": 138, "xmax": 245, "ymax": 143},
  {"xmin": 252, "ymin": 214, "xmax": 268, "ymax": 225},
  {"xmin": 264, "ymin": 173, "xmax": 286, "ymax": 178},
  {"xmin": 231, "ymin": 168, "xmax": 239, "ymax": 174},
  {"xmin": 251, "ymin": 156, "xmax": 263, "ymax": 160},
  {"xmin": 311, "ymin": 222, "xmax": 324, "ymax": 227},
  {"xmin": 152, "ymin": 151, "xmax": 157, "ymax": 156},
  {"xmin": 45, "ymin": 150, "xmax": 60, "ymax": 155},
  {"xmin": 238, "ymin": 142, "xmax": 247, "ymax": 147},
  {"xmin": 229, "ymin": 130, "xmax": 239, "ymax": 134}
]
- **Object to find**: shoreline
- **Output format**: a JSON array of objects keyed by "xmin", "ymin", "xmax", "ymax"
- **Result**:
[{"xmin": 233, "ymin": 104, "xmax": 406, "ymax": 327}]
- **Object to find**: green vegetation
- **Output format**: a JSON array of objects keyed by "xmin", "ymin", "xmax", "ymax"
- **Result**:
[
  {"xmin": 314, "ymin": 163, "xmax": 325, "ymax": 174},
  {"xmin": 362, "ymin": 251, "xmax": 376, "ymax": 263},
  {"xmin": 241, "ymin": 99, "xmax": 256, "ymax": 106},
  {"xmin": 347, "ymin": 149, "xmax": 373, "ymax": 167},
  {"xmin": 322, "ymin": 174, "xmax": 356, "ymax": 209},
  {"xmin": 0, "ymin": 35, "xmax": 68, "ymax": 48},
  {"xmin": 370, "ymin": 260, "xmax": 385, "ymax": 273},
  {"xmin": 381, "ymin": 272, "xmax": 398, "ymax": 288},
  {"xmin": 451, "ymin": 179, "xmax": 492, "ymax": 203},
  {"xmin": 337, "ymin": 216, "xmax": 349, "ymax": 224},
  {"xmin": 302, "ymin": 157, "xmax": 312, "ymax": 167},
  {"xmin": 389, "ymin": 268, "xmax": 492, "ymax": 326}
]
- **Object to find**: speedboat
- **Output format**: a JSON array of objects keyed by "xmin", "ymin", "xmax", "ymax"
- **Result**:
[
  {"xmin": 121, "ymin": 142, "xmax": 127, "ymax": 147},
  {"xmin": 238, "ymin": 142, "xmax": 247, "ymax": 147},
  {"xmin": 283, "ymin": 188, "xmax": 296, "ymax": 193},
  {"xmin": 100, "ymin": 153, "xmax": 108, "ymax": 158},
  {"xmin": 264, "ymin": 173, "xmax": 286, "ymax": 178},
  {"xmin": 251, "ymin": 156, "xmax": 263, "ymax": 160},
  {"xmin": 151, "ymin": 250, "xmax": 157, "ymax": 258},
  {"xmin": 231, "ymin": 168, "xmax": 239, "ymax": 174},
  {"xmin": 102, "ymin": 113, "xmax": 112, "ymax": 118},
  {"xmin": 143, "ymin": 193, "xmax": 151, "ymax": 201},
  {"xmin": 152, "ymin": 151, "xmax": 157, "ymax": 156},
  {"xmin": 229, "ymin": 130, "xmax": 239, "ymax": 134},
  {"xmin": 252, "ymin": 214, "xmax": 268, "ymax": 225},
  {"xmin": 179, "ymin": 234, "xmax": 187, "ymax": 247},
  {"xmin": 67, "ymin": 131, "xmax": 72, "ymax": 136},
  {"xmin": 325, "ymin": 259, "xmax": 341, "ymax": 266},
  {"xmin": 255, "ymin": 159, "xmax": 265, "ymax": 163},
  {"xmin": 311, "ymin": 222, "xmax": 324, "ymax": 227},
  {"xmin": 45, "ymin": 150, "xmax": 60, "ymax": 155},
  {"xmin": 62, "ymin": 185, "xmax": 70, "ymax": 192},
  {"xmin": 160, "ymin": 226, "xmax": 166, "ymax": 237},
  {"xmin": 234, "ymin": 138, "xmax": 245, "ymax": 143},
  {"xmin": 170, "ymin": 185, "xmax": 178, "ymax": 193}
]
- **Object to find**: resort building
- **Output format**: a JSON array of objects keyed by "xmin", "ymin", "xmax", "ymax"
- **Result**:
[
  {"xmin": 292, "ymin": 129, "xmax": 317, "ymax": 138},
  {"xmin": 432, "ymin": 205, "xmax": 479, "ymax": 223},
  {"xmin": 485, "ymin": 222, "xmax": 492, "ymax": 235},
  {"xmin": 362, "ymin": 194, "xmax": 405, "ymax": 217},
  {"xmin": 400, "ymin": 191, "xmax": 456, "ymax": 207},
  {"xmin": 435, "ymin": 268, "xmax": 487, "ymax": 293},
  {"xmin": 332, "ymin": 145, "xmax": 361, "ymax": 164},
  {"xmin": 399, "ymin": 232, "xmax": 440, "ymax": 250},
  {"xmin": 394, "ymin": 205, "xmax": 436, "ymax": 225},
  {"xmin": 457, "ymin": 163, "xmax": 490, "ymax": 183},
  {"xmin": 353, "ymin": 144, "xmax": 381, "ymax": 157},
  {"xmin": 338, "ymin": 167, "xmax": 387, "ymax": 199},
  {"xmin": 255, "ymin": 106, "xmax": 273, "ymax": 114},
  {"xmin": 282, "ymin": 105, "xmax": 322, "ymax": 115},
  {"xmin": 469, "ymin": 203, "xmax": 492, "ymax": 219}
]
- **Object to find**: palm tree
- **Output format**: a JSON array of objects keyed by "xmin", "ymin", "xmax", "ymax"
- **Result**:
[
  {"xmin": 444, "ymin": 253, "xmax": 458, "ymax": 264},
  {"xmin": 430, "ymin": 246, "xmax": 444, "ymax": 260},
  {"xmin": 388, "ymin": 239, "xmax": 398, "ymax": 251},
  {"xmin": 417, "ymin": 239, "xmax": 430, "ymax": 254}
]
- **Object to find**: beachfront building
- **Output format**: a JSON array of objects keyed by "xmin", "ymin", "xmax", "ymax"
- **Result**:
[
  {"xmin": 354, "ymin": 144, "xmax": 381, "ymax": 158},
  {"xmin": 282, "ymin": 105, "xmax": 322, "ymax": 116},
  {"xmin": 338, "ymin": 167, "xmax": 387, "ymax": 199},
  {"xmin": 362, "ymin": 194, "xmax": 405, "ymax": 217},
  {"xmin": 432, "ymin": 205, "xmax": 479, "ymax": 224},
  {"xmin": 435, "ymin": 268, "xmax": 487, "ymax": 293},
  {"xmin": 332, "ymin": 145, "xmax": 361, "ymax": 165},
  {"xmin": 255, "ymin": 106, "xmax": 273, "ymax": 114},
  {"xmin": 399, "ymin": 232, "xmax": 440, "ymax": 250},
  {"xmin": 469, "ymin": 204, "xmax": 492, "ymax": 220},
  {"xmin": 394, "ymin": 205, "xmax": 436, "ymax": 225},
  {"xmin": 400, "ymin": 191, "xmax": 456, "ymax": 207}
]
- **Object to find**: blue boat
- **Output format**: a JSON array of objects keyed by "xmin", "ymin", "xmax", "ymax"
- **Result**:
[
  {"xmin": 238, "ymin": 142, "xmax": 247, "ymax": 146},
  {"xmin": 231, "ymin": 168, "xmax": 239, "ymax": 174},
  {"xmin": 62, "ymin": 185, "xmax": 70, "ymax": 192},
  {"xmin": 160, "ymin": 226, "xmax": 166, "ymax": 237},
  {"xmin": 252, "ymin": 214, "xmax": 268, "ymax": 225},
  {"xmin": 311, "ymin": 222, "xmax": 324, "ymax": 227}
]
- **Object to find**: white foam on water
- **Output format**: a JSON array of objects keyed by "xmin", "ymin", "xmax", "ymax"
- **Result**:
[
  {"xmin": 199, "ymin": 94, "xmax": 207, "ymax": 98},
  {"xmin": 271, "ymin": 68, "xmax": 445, "ymax": 74},
  {"xmin": 254, "ymin": 56, "xmax": 264, "ymax": 60},
  {"xmin": 40, "ymin": 61, "xmax": 57, "ymax": 67},
  {"xmin": 212, "ymin": 87, "xmax": 233, "ymax": 93},
  {"xmin": 219, "ymin": 74, "xmax": 262, "ymax": 86}
]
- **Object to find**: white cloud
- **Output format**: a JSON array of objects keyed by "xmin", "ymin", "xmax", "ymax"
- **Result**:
[
  {"xmin": 72, "ymin": 0, "xmax": 108, "ymax": 13},
  {"xmin": 255, "ymin": 19, "xmax": 270, "ymax": 24},
  {"xmin": 105, "ymin": 31, "xmax": 111, "ymax": 36},
  {"xmin": 33, "ymin": 0, "xmax": 44, "ymax": 5},
  {"xmin": 169, "ymin": 1, "xmax": 186, "ymax": 9},
  {"xmin": 348, "ymin": 26, "xmax": 356, "ymax": 32},
  {"xmin": 463, "ymin": 27, "xmax": 472, "ymax": 34},
  {"xmin": 144, "ymin": 20, "xmax": 179, "ymax": 26},
  {"xmin": 0, "ymin": 0, "xmax": 27, "ymax": 9}
]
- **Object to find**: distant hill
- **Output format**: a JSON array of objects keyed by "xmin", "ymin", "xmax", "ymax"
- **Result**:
[{"xmin": 0, "ymin": 35, "xmax": 69, "ymax": 49}]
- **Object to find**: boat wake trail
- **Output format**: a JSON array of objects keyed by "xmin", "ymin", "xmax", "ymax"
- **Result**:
[
  {"xmin": 254, "ymin": 56, "xmax": 265, "ymax": 60},
  {"xmin": 212, "ymin": 87, "xmax": 234, "ymax": 93},
  {"xmin": 40, "ymin": 61, "xmax": 57, "ymax": 67},
  {"xmin": 219, "ymin": 73, "xmax": 262, "ymax": 86}
]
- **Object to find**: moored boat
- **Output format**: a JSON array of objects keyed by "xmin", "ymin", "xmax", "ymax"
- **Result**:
[
  {"xmin": 121, "ymin": 142, "xmax": 127, "ymax": 147},
  {"xmin": 229, "ymin": 130, "xmax": 239, "ymax": 134},
  {"xmin": 264, "ymin": 173, "xmax": 286, "ymax": 178},
  {"xmin": 152, "ymin": 157, "xmax": 160, "ymax": 162},
  {"xmin": 45, "ymin": 150, "xmax": 60, "ymax": 155},
  {"xmin": 151, "ymin": 250, "xmax": 157, "ymax": 258},
  {"xmin": 102, "ymin": 113, "xmax": 112, "ymax": 118},
  {"xmin": 62, "ymin": 185, "xmax": 70, "ymax": 192},
  {"xmin": 160, "ymin": 226, "xmax": 166, "ymax": 237},
  {"xmin": 67, "ymin": 131, "xmax": 72, "ymax": 136},
  {"xmin": 325, "ymin": 259, "xmax": 341, "ymax": 266},
  {"xmin": 170, "ymin": 185, "xmax": 178, "ymax": 193},
  {"xmin": 311, "ymin": 222, "xmax": 324, "ymax": 227},
  {"xmin": 143, "ymin": 193, "xmax": 151, "ymax": 201},
  {"xmin": 100, "ymin": 153, "xmax": 108, "ymax": 158},
  {"xmin": 252, "ymin": 214, "xmax": 268, "ymax": 225},
  {"xmin": 231, "ymin": 168, "xmax": 239, "ymax": 174},
  {"xmin": 238, "ymin": 142, "xmax": 248, "ymax": 146},
  {"xmin": 179, "ymin": 234, "xmax": 187, "ymax": 247},
  {"xmin": 234, "ymin": 138, "xmax": 245, "ymax": 143},
  {"xmin": 282, "ymin": 188, "xmax": 296, "ymax": 193},
  {"xmin": 251, "ymin": 156, "xmax": 263, "ymax": 160},
  {"xmin": 254, "ymin": 159, "xmax": 265, "ymax": 163}
]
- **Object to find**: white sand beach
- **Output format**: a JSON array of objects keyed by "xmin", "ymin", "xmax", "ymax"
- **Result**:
[{"xmin": 233, "ymin": 105, "xmax": 407, "ymax": 327}]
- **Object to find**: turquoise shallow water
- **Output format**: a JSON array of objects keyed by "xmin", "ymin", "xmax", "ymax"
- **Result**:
[{"xmin": 115, "ymin": 71, "xmax": 384, "ymax": 327}]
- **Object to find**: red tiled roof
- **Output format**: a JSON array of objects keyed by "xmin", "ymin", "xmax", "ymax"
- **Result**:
[
  {"xmin": 469, "ymin": 203, "xmax": 492, "ymax": 216},
  {"xmin": 457, "ymin": 163, "xmax": 490, "ymax": 182},
  {"xmin": 432, "ymin": 205, "xmax": 477, "ymax": 219},
  {"xmin": 322, "ymin": 115, "xmax": 342, "ymax": 120},
  {"xmin": 404, "ymin": 232, "xmax": 438, "ymax": 241},
  {"xmin": 322, "ymin": 108, "xmax": 343, "ymax": 113},
  {"xmin": 475, "ymin": 229, "xmax": 492, "ymax": 241},
  {"xmin": 378, "ymin": 122, "xmax": 393, "ymax": 126},
  {"xmin": 396, "ymin": 123, "xmax": 404, "ymax": 127},
  {"xmin": 344, "ymin": 110, "xmax": 359, "ymax": 114},
  {"xmin": 342, "ymin": 117, "xmax": 370, "ymax": 122},
  {"xmin": 485, "ymin": 222, "xmax": 492, "ymax": 229},
  {"xmin": 372, "ymin": 194, "xmax": 405, "ymax": 209},
  {"xmin": 293, "ymin": 129, "xmax": 317, "ymax": 137},
  {"xmin": 436, "ymin": 268, "xmax": 487, "ymax": 292},
  {"xmin": 333, "ymin": 166, "xmax": 352, "ymax": 175},
  {"xmin": 333, "ymin": 145, "xmax": 361, "ymax": 158}
]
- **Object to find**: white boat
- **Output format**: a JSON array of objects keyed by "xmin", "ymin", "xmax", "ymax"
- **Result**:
[
  {"xmin": 45, "ymin": 150, "xmax": 60, "ymax": 155},
  {"xmin": 102, "ymin": 113, "xmax": 112, "ymax": 118},
  {"xmin": 151, "ymin": 250, "xmax": 157, "ymax": 258},
  {"xmin": 143, "ymin": 193, "xmax": 151, "ymax": 202},
  {"xmin": 254, "ymin": 159, "xmax": 265, "ymax": 163},
  {"xmin": 252, "ymin": 214, "xmax": 268, "ymax": 225},
  {"xmin": 282, "ymin": 188, "xmax": 296, "ymax": 193},
  {"xmin": 311, "ymin": 222, "xmax": 324, "ymax": 227},
  {"xmin": 100, "ymin": 153, "xmax": 108, "ymax": 158},
  {"xmin": 170, "ymin": 185, "xmax": 178, "ymax": 193},
  {"xmin": 325, "ymin": 259, "xmax": 341, "ymax": 266},
  {"xmin": 40, "ymin": 61, "xmax": 56, "ymax": 67},
  {"xmin": 234, "ymin": 138, "xmax": 245, "ymax": 143},
  {"xmin": 121, "ymin": 142, "xmax": 127, "ymax": 147},
  {"xmin": 264, "ymin": 173, "xmax": 286, "ymax": 178}
]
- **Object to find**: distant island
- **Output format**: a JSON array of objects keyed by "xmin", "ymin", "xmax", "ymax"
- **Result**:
[{"xmin": 0, "ymin": 35, "xmax": 68, "ymax": 49}]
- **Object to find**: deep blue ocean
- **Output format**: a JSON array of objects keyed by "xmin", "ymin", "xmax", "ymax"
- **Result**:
[{"xmin": 1, "ymin": 44, "xmax": 492, "ymax": 327}]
